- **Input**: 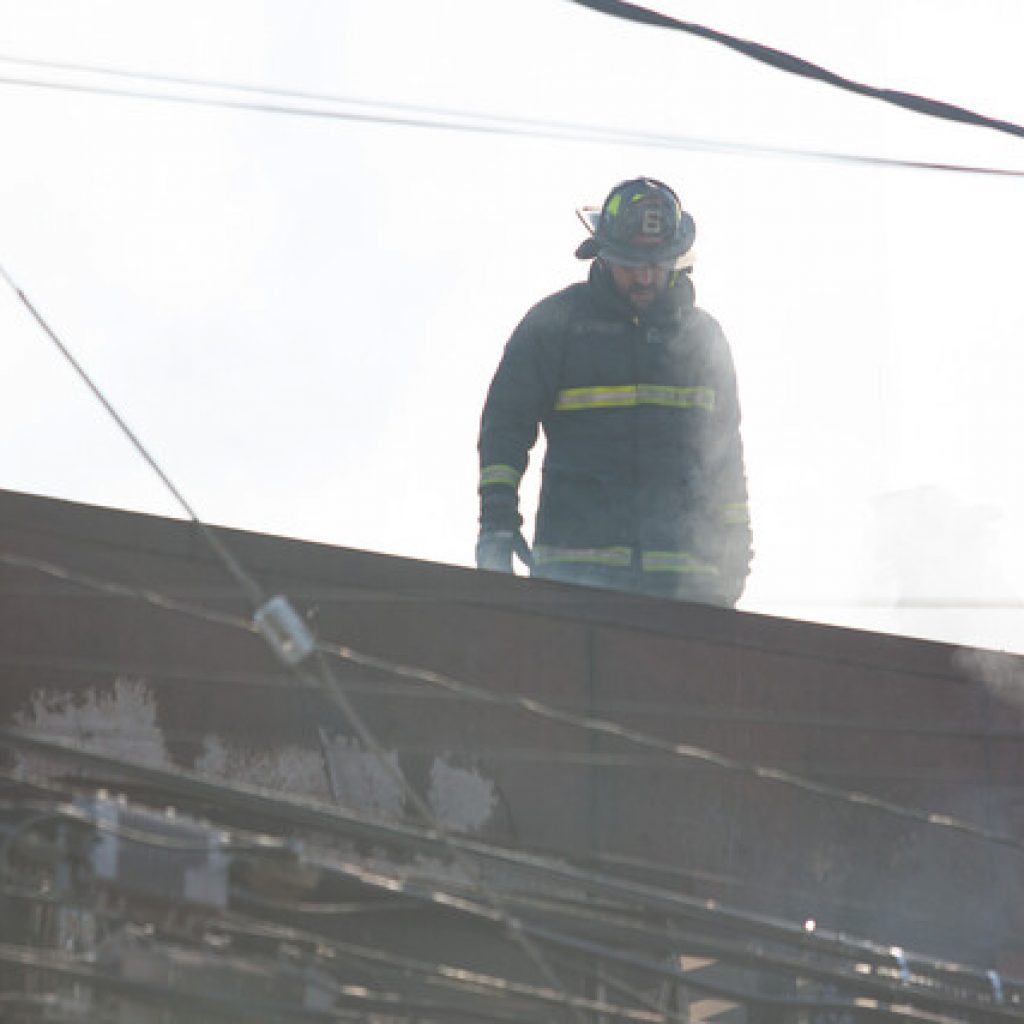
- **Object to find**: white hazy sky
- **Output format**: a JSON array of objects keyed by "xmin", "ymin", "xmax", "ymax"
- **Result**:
[{"xmin": 2, "ymin": 0, "xmax": 1022, "ymax": 653}]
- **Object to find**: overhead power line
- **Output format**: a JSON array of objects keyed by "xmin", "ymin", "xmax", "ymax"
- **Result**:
[
  {"xmin": 0, "ymin": 57, "xmax": 1021, "ymax": 178},
  {"xmin": 567, "ymin": 0, "xmax": 1024, "ymax": 142},
  {"xmin": 0, "ymin": 265, "xmax": 263, "ymax": 608}
]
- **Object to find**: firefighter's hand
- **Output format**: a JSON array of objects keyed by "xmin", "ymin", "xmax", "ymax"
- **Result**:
[{"xmin": 475, "ymin": 530, "xmax": 514, "ymax": 573}]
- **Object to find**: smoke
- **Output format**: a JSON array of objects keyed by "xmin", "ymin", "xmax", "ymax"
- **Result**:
[{"xmin": 871, "ymin": 486, "xmax": 1010, "ymax": 605}]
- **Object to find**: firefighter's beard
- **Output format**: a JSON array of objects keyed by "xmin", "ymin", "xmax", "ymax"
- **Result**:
[
  {"xmin": 626, "ymin": 283, "xmax": 660, "ymax": 308},
  {"xmin": 607, "ymin": 261, "xmax": 671, "ymax": 310}
]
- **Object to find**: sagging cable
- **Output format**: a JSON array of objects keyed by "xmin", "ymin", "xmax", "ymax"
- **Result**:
[
  {"xmin": 0, "ymin": 262, "xmax": 317, "ymax": 671},
  {"xmin": 567, "ymin": 0, "xmax": 1024, "ymax": 142},
  {"xmin": 0, "ymin": 61, "xmax": 1021, "ymax": 179}
]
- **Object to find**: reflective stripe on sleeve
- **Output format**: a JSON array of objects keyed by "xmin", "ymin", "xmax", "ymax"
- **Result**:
[
  {"xmin": 554, "ymin": 385, "xmax": 715, "ymax": 412},
  {"xmin": 721, "ymin": 501, "xmax": 751, "ymax": 526},
  {"xmin": 479, "ymin": 464, "xmax": 522, "ymax": 489}
]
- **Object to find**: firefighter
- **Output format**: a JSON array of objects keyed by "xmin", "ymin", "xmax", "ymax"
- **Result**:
[{"xmin": 476, "ymin": 177, "xmax": 753, "ymax": 607}]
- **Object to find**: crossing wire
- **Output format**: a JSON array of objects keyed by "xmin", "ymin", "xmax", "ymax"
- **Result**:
[
  {"xmin": 1, "ymin": 756, "xmax": 1019, "ymax": 1024},
  {"xmin": 0, "ymin": 58, "xmax": 1021, "ymax": 179},
  {"xmin": 3, "ymin": 647, "xmax": 1023, "ymax": 745}
]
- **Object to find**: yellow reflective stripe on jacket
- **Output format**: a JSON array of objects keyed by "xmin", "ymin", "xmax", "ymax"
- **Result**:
[
  {"xmin": 554, "ymin": 386, "xmax": 636, "ymax": 411},
  {"xmin": 721, "ymin": 501, "xmax": 750, "ymax": 526},
  {"xmin": 533, "ymin": 545, "xmax": 632, "ymax": 568},
  {"xmin": 479, "ymin": 464, "xmax": 522, "ymax": 488},
  {"xmin": 637, "ymin": 385, "xmax": 715, "ymax": 410},
  {"xmin": 641, "ymin": 551, "xmax": 719, "ymax": 575},
  {"xmin": 554, "ymin": 385, "xmax": 715, "ymax": 412}
]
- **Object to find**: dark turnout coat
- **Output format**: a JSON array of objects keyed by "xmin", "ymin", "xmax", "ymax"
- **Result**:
[{"xmin": 478, "ymin": 263, "xmax": 753, "ymax": 605}]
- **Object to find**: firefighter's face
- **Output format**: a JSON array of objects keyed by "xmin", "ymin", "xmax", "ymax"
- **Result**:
[{"xmin": 608, "ymin": 261, "xmax": 671, "ymax": 309}]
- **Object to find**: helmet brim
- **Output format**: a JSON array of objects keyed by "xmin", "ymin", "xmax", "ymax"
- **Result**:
[
  {"xmin": 574, "ymin": 207, "xmax": 696, "ymax": 267},
  {"xmin": 575, "ymin": 235, "xmax": 602, "ymax": 260},
  {"xmin": 598, "ymin": 242, "xmax": 696, "ymax": 271}
]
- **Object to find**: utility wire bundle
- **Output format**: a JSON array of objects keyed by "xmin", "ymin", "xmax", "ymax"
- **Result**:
[{"xmin": 1, "ymin": 743, "xmax": 1020, "ymax": 1024}]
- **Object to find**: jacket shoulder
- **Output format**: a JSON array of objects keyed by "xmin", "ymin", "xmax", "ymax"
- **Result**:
[
  {"xmin": 513, "ymin": 282, "xmax": 586, "ymax": 339},
  {"xmin": 685, "ymin": 304, "xmax": 725, "ymax": 339}
]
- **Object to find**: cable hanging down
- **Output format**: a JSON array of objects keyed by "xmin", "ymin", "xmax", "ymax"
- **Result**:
[
  {"xmin": 567, "ymin": 0, "xmax": 1024, "ymax": 142},
  {"xmin": 0, "ymin": 265, "xmax": 264, "ymax": 609}
]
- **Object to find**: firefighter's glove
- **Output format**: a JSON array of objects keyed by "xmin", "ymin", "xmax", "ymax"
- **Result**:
[{"xmin": 475, "ymin": 530, "xmax": 514, "ymax": 573}]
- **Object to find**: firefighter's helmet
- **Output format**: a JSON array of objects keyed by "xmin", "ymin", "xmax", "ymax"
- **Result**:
[{"xmin": 575, "ymin": 177, "xmax": 696, "ymax": 269}]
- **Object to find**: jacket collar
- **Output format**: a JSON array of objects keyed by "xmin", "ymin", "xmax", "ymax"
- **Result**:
[{"xmin": 586, "ymin": 260, "xmax": 695, "ymax": 326}]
